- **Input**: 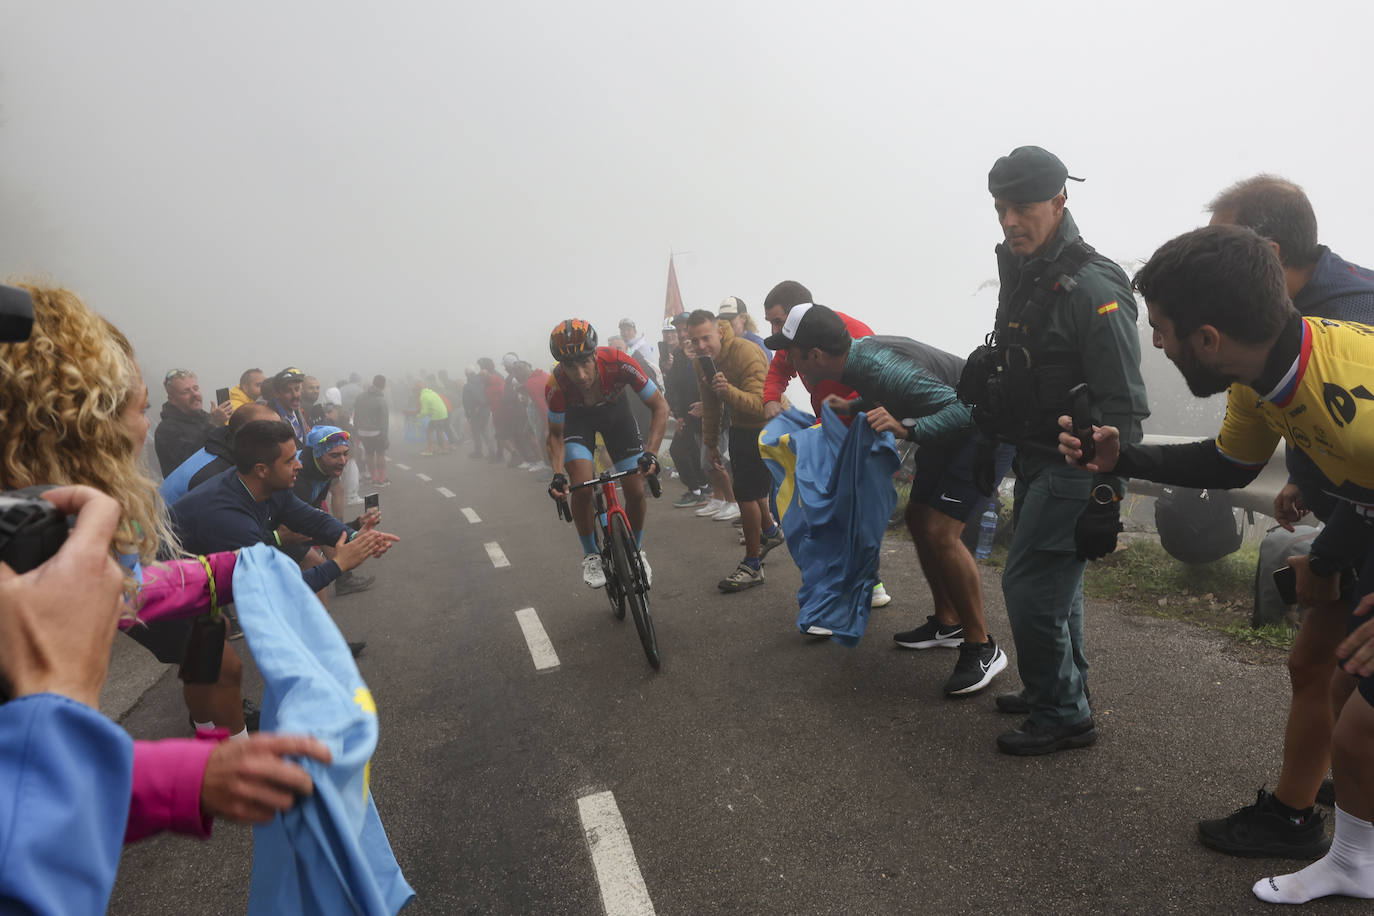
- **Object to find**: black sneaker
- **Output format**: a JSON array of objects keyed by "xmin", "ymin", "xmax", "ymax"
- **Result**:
[
  {"xmin": 226, "ymin": 611, "xmax": 245, "ymax": 641},
  {"xmin": 996, "ymin": 716, "xmax": 1096, "ymax": 756},
  {"xmin": 348, "ymin": 640, "xmax": 367, "ymax": 659},
  {"xmin": 1316, "ymin": 777, "xmax": 1335, "ymax": 808},
  {"xmin": 944, "ymin": 639, "xmax": 1008, "ymax": 696},
  {"xmin": 1197, "ymin": 789, "xmax": 1331, "ymax": 859},
  {"xmin": 894, "ymin": 616, "xmax": 964, "ymax": 649},
  {"xmin": 995, "ymin": 690, "xmax": 1030, "ymax": 714}
]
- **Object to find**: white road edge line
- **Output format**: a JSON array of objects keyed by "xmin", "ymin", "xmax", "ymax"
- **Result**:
[
  {"xmin": 416, "ymin": 472, "xmax": 432, "ymax": 482},
  {"xmin": 484, "ymin": 542, "xmax": 510, "ymax": 568},
  {"xmin": 577, "ymin": 791, "xmax": 655, "ymax": 916},
  {"xmin": 437, "ymin": 486, "xmax": 455, "ymax": 498},
  {"xmin": 394, "ymin": 463, "xmax": 411, "ymax": 470},
  {"xmin": 462, "ymin": 508, "xmax": 481, "ymax": 524},
  {"xmin": 514, "ymin": 608, "xmax": 559, "ymax": 671}
]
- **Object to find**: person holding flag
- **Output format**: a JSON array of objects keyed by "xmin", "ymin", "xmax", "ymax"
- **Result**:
[{"xmin": 763, "ymin": 303, "xmax": 1011, "ymax": 696}]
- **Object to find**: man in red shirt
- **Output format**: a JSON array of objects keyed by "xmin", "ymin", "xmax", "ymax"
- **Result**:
[{"xmin": 761, "ymin": 281, "xmax": 891, "ymax": 608}]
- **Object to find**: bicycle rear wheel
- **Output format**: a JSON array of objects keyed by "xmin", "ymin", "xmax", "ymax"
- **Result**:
[
  {"xmin": 596, "ymin": 523, "xmax": 626, "ymax": 620},
  {"xmin": 608, "ymin": 512, "xmax": 659, "ymax": 669}
]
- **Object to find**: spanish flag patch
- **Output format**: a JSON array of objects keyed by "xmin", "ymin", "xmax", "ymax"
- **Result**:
[{"xmin": 1096, "ymin": 301, "xmax": 1120, "ymax": 315}]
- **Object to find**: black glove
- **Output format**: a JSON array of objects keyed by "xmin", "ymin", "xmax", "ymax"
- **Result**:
[
  {"xmin": 548, "ymin": 473, "xmax": 568, "ymax": 501},
  {"xmin": 637, "ymin": 451, "xmax": 659, "ymax": 476},
  {"xmin": 1075, "ymin": 499, "xmax": 1122, "ymax": 560},
  {"xmin": 972, "ymin": 437, "xmax": 997, "ymax": 497}
]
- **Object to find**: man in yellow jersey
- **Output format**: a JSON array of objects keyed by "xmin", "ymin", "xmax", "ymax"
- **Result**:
[{"xmin": 1058, "ymin": 224, "xmax": 1374, "ymax": 905}]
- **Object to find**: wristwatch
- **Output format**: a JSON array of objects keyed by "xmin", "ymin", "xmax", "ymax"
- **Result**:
[{"xmin": 1091, "ymin": 483, "xmax": 1120, "ymax": 506}]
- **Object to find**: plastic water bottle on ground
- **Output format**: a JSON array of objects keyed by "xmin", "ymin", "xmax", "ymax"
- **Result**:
[{"xmin": 975, "ymin": 504, "xmax": 998, "ymax": 560}]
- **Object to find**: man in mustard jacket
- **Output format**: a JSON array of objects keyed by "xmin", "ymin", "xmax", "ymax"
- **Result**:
[{"xmin": 685, "ymin": 309, "xmax": 783, "ymax": 591}]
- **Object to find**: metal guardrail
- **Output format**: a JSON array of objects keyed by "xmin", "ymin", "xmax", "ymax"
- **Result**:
[{"xmin": 1127, "ymin": 434, "xmax": 1286, "ymax": 519}]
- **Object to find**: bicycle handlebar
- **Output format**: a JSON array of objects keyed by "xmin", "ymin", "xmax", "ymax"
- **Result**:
[{"xmin": 554, "ymin": 467, "xmax": 661, "ymax": 522}]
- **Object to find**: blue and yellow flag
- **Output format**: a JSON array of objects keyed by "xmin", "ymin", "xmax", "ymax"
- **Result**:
[
  {"xmin": 759, "ymin": 405, "xmax": 900, "ymax": 646},
  {"xmin": 232, "ymin": 545, "xmax": 415, "ymax": 916}
]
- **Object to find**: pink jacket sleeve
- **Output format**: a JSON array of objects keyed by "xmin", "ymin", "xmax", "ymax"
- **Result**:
[
  {"xmin": 122, "ymin": 552, "xmax": 236, "ymax": 628},
  {"xmin": 125, "ymin": 735, "xmax": 223, "ymax": 843}
]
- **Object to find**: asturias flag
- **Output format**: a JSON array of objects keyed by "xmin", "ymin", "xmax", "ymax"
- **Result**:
[
  {"xmin": 232, "ymin": 545, "xmax": 415, "ymax": 915},
  {"xmin": 759, "ymin": 405, "xmax": 900, "ymax": 646}
]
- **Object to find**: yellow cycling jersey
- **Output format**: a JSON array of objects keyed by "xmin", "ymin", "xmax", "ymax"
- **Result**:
[{"xmin": 1216, "ymin": 316, "xmax": 1374, "ymax": 503}]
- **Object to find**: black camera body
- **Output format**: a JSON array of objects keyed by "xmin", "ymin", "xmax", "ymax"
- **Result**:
[{"xmin": 0, "ymin": 487, "xmax": 70, "ymax": 574}]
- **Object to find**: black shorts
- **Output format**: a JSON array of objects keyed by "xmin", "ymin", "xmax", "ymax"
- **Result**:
[
  {"xmin": 727, "ymin": 426, "xmax": 770, "ymax": 501},
  {"xmin": 1350, "ymin": 539, "xmax": 1374, "ymax": 707},
  {"xmin": 123, "ymin": 617, "xmax": 195, "ymax": 664},
  {"xmin": 358, "ymin": 433, "xmax": 389, "ymax": 456},
  {"xmin": 910, "ymin": 434, "xmax": 1015, "ymax": 523},
  {"xmin": 562, "ymin": 397, "xmax": 644, "ymax": 465}
]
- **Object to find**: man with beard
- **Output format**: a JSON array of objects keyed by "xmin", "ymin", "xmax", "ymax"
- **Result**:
[
  {"xmin": 1060, "ymin": 224, "xmax": 1374, "ymax": 905},
  {"xmin": 960, "ymin": 146, "xmax": 1147, "ymax": 755},
  {"xmin": 1194, "ymin": 176, "xmax": 1374, "ymax": 859}
]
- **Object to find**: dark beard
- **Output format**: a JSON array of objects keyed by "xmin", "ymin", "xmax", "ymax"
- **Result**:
[{"xmin": 1175, "ymin": 342, "xmax": 1232, "ymax": 397}]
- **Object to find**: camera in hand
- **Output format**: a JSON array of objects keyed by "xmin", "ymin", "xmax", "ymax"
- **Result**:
[
  {"xmin": 0, "ymin": 486, "xmax": 70, "ymax": 574},
  {"xmin": 0, "ymin": 285, "xmax": 34, "ymax": 344}
]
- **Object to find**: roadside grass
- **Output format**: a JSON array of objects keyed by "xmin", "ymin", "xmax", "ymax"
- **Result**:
[{"xmin": 985, "ymin": 536, "xmax": 1294, "ymax": 652}]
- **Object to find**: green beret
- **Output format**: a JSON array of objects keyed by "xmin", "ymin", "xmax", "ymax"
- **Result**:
[{"xmin": 988, "ymin": 146, "xmax": 1082, "ymax": 203}]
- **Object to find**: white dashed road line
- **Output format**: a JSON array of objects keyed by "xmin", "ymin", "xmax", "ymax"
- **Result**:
[
  {"xmin": 484, "ymin": 542, "xmax": 510, "ymax": 568},
  {"xmin": 416, "ymin": 473, "xmax": 431, "ymax": 481},
  {"xmin": 394, "ymin": 463, "xmax": 411, "ymax": 470},
  {"xmin": 437, "ymin": 486, "xmax": 455, "ymax": 498},
  {"xmin": 462, "ymin": 508, "xmax": 481, "ymax": 524},
  {"xmin": 513, "ymin": 608, "xmax": 559, "ymax": 671},
  {"xmin": 577, "ymin": 791, "xmax": 655, "ymax": 916}
]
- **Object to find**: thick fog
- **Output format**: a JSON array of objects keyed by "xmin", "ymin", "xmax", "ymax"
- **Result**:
[{"xmin": 2, "ymin": 1, "xmax": 1371, "ymax": 431}]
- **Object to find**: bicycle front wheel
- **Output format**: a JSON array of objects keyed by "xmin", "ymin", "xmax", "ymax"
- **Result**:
[
  {"xmin": 608, "ymin": 512, "xmax": 659, "ymax": 669},
  {"xmin": 595, "ymin": 522, "xmax": 626, "ymax": 620}
]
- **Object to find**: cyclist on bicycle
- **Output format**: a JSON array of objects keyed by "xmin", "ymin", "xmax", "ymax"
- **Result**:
[{"xmin": 545, "ymin": 319, "xmax": 668, "ymax": 588}]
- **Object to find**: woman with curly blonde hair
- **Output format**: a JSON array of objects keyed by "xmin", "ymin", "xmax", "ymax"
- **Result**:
[
  {"xmin": 0, "ymin": 285, "xmax": 177, "ymax": 571},
  {"xmin": 0, "ymin": 284, "xmax": 330, "ymax": 842}
]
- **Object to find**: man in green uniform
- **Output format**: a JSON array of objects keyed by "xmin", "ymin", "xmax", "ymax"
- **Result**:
[{"xmin": 962, "ymin": 146, "xmax": 1149, "ymax": 755}]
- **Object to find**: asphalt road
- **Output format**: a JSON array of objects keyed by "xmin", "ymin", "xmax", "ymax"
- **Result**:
[{"xmin": 108, "ymin": 444, "xmax": 1367, "ymax": 915}]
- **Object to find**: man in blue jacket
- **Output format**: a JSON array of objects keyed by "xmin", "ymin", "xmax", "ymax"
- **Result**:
[{"xmin": 167, "ymin": 421, "xmax": 398, "ymax": 736}]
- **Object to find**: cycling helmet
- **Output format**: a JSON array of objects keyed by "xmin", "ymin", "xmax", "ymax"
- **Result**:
[{"xmin": 549, "ymin": 319, "xmax": 598, "ymax": 362}]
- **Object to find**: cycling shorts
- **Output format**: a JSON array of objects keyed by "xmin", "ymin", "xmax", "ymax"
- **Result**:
[{"xmin": 561, "ymin": 396, "xmax": 643, "ymax": 466}]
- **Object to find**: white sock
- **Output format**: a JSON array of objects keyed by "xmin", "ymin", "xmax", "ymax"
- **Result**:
[
  {"xmin": 192, "ymin": 720, "xmax": 215, "ymax": 732},
  {"xmin": 229, "ymin": 727, "xmax": 249, "ymax": 741},
  {"xmin": 1254, "ymin": 806, "xmax": 1374, "ymax": 903}
]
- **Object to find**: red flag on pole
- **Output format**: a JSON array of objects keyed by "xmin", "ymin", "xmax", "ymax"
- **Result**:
[{"xmin": 664, "ymin": 255, "xmax": 685, "ymax": 320}]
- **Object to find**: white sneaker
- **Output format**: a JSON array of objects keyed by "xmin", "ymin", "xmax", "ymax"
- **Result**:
[
  {"xmin": 518, "ymin": 461, "xmax": 533, "ymax": 470},
  {"xmin": 528, "ymin": 461, "xmax": 551, "ymax": 473},
  {"xmin": 713, "ymin": 502, "xmax": 741, "ymax": 522},
  {"xmin": 695, "ymin": 498, "xmax": 726, "ymax": 517},
  {"xmin": 871, "ymin": 582, "xmax": 891, "ymax": 608},
  {"xmin": 582, "ymin": 553, "xmax": 606, "ymax": 588},
  {"xmin": 638, "ymin": 550, "xmax": 652, "ymax": 586},
  {"xmin": 806, "ymin": 625, "xmax": 833, "ymax": 636}
]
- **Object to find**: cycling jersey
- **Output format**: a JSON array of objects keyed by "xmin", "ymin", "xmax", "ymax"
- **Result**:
[
  {"xmin": 545, "ymin": 347, "xmax": 658, "ymax": 424},
  {"xmin": 1216, "ymin": 316, "xmax": 1374, "ymax": 507}
]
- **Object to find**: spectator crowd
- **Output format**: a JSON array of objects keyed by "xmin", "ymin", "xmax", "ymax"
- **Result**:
[{"xmin": 4, "ymin": 156, "xmax": 1374, "ymax": 911}]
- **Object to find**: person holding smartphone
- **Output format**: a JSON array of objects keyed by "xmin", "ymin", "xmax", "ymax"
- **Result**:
[
  {"xmin": 684, "ymin": 308, "xmax": 779, "ymax": 592},
  {"xmin": 544, "ymin": 319, "xmax": 668, "ymax": 589}
]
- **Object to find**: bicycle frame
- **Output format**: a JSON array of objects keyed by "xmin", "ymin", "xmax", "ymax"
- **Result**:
[{"xmin": 556, "ymin": 467, "xmax": 661, "ymax": 668}]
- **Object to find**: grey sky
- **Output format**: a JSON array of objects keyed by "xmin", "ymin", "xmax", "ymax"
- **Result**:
[{"xmin": 2, "ymin": 1, "xmax": 1370, "ymax": 420}]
